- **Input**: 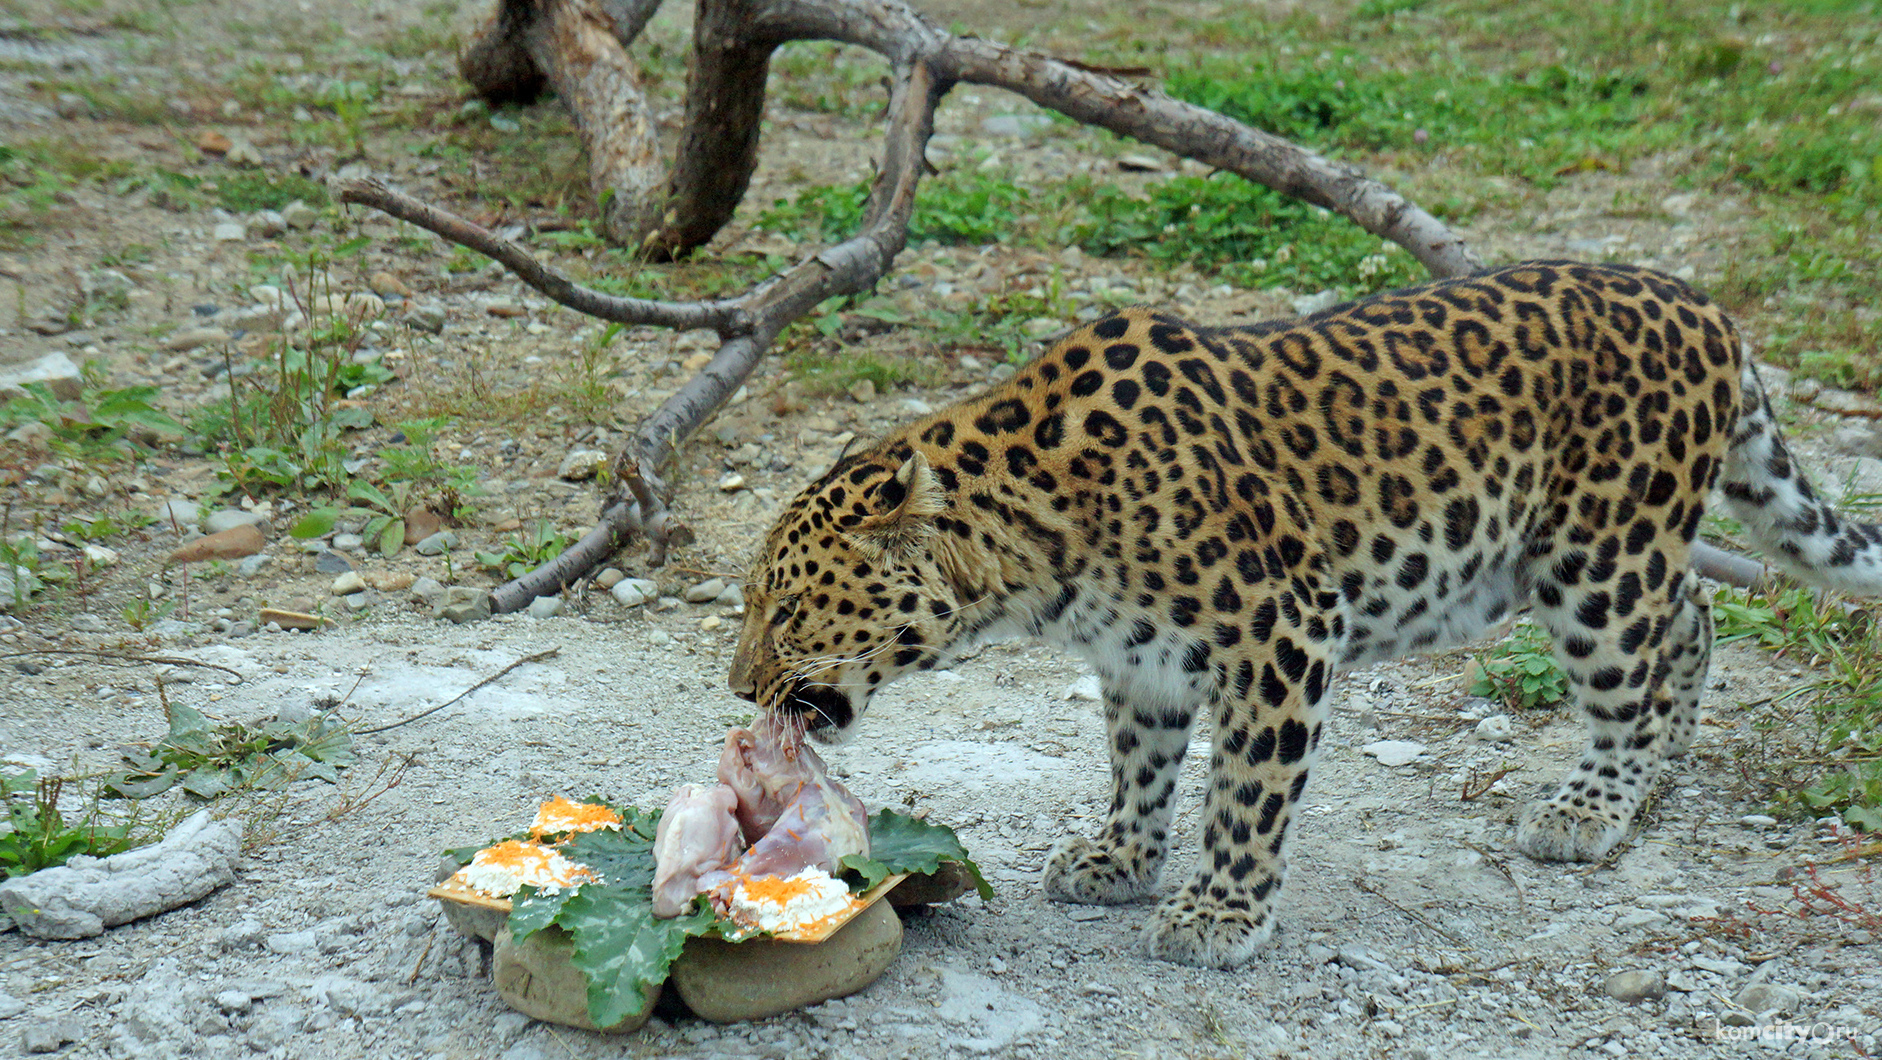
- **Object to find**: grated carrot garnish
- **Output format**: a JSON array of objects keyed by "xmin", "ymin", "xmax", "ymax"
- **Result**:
[{"xmin": 529, "ymin": 795, "xmax": 623, "ymax": 840}]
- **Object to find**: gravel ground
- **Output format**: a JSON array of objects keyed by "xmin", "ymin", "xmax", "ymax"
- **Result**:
[{"xmin": 4, "ymin": 0, "xmax": 1882, "ymax": 1057}]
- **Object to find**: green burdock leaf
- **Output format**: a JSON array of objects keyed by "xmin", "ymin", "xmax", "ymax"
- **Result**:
[
  {"xmin": 162, "ymin": 703, "xmax": 215, "ymax": 755},
  {"xmin": 564, "ymin": 888, "xmax": 716, "ymax": 1028},
  {"xmin": 102, "ymin": 762, "xmax": 179, "ymax": 799},
  {"xmin": 180, "ymin": 766, "xmax": 232, "ymax": 800},
  {"xmin": 509, "ymin": 888, "xmax": 570, "ymax": 941},
  {"xmin": 843, "ymin": 810, "xmax": 993, "ymax": 900}
]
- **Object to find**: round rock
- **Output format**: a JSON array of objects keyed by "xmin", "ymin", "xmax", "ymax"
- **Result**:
[
  {"xmin": 493, "ymin": 926, "xmax": 654, "ymax": 1033},
  {"xmin": 669, "ymin": 900, "xmax": 903, "ymax": 1022},
  {"xmin": 1604, "ymin": 969, "xmax": 1668, "ymax": 1003}
]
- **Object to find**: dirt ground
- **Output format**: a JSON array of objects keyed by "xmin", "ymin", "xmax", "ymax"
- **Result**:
[{"xmin": 2, "ymin": 0, "xmax": 1880, "ymax": 1057}]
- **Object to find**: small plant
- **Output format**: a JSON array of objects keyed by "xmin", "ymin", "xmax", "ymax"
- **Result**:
[
  {"xmin": 102, "ymin": 700, "xmax": 354, "ymax": 802},
  {"xmin": 1, "ymin": 378, "xmax": 185, "ymax": 462},
  {"xmin": 0, "ymin": 769, "xmax": 143, "ymax": 878},
  {"xmin": 120, "ymin": 589, "xmax": 174, "ymax": 632},
  {"xmin": 475, "ymin": 521, "xmax": 570, "ymax": 579},
  {"xmin": 60, "ymin": 510, "xmax": 157, "ymax": 542},
  {"xmin": 1469, "ymin": 622, "xmax": 1569, "ymax": 711}
]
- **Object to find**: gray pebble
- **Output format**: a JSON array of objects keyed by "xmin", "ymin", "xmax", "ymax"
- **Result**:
[
  {"xmin": 214, "ymin": 989, "xmax": 253, "ymax": 1013},
  {"xmin": 1604, "ymin": 969, "xmax": 1667, "ymax": 1002},
  {"xmin": 204, "ymin": 509, "xmax": 268, "ymax": 535},
  {"xmin": 1734, "ymin": 983, "xmax": 1801, "ymax": 1016},
  {"xmin": 410, "ymin": 577, "xmax": 445, "ymax": 606},
  {"xmin": 21, "ymin": 1019, "xmax": 75, "ymax": 1054},
  {"xmin": 683, "ymin": 577, "xmax": 726, "ymax": 603},
  {"xmin": 611, "ymin": 578, "xmax": 658, "ymax": 608},
  {"xmin": 414, "ymin": 531, "xmax": 458, "ymax": 556},
  {"xmin": 238, "ymin": 554, "xmax": 273, "ymax": 577},
  {"xmin": 69, "ymin": 613, "xmax": 107, "ymax": 633},
  {"xmin": 525, "ymin": 596, "xmax": 563, "ymax": 619},
  {"xmin": 332, "ymin": 532, "xmax": 365, "ymax": 552},
  {"xmin": 0, "ymin": 993, "xmax": 22, "ymax": 1019}
]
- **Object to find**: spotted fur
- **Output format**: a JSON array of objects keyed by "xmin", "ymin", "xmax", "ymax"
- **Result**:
[{"xmin": 728, "ymin": 261, "xmax": 1882, "ymax": 968}]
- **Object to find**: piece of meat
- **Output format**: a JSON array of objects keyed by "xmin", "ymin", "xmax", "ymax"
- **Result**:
[
  {"xmin": 716, "ymin": 716, "xmax": 809, "ymax": 842},
  {"xmin": 649, "ymin": 783, "xmax": 742, "ymax": 918},
  {"xmin": 728, "ymin": 763, "xmax": 870, "ymax": 879},
  {"xmin": 658, "ymin": 716, "xmax": 874, "ymax": 919}
]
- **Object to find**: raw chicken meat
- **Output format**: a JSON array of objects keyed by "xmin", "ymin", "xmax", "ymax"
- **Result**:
[
  {"xmin": 649, "ymin": 783, "xmax": 741, "ymax": 918},
  {"xmin": 651, "ymin": 715, "xmax": 872, "ymax": 919}
]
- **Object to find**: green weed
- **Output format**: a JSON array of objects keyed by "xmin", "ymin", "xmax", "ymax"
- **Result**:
[
  {"xmin": 102, "ymin": 700, "xmax": 354, "ymax": 801},
  {"xmin": 1470, "ymin": 622, "xmax": 1569, "ymax": 711},
  {"xmin": 1716, "ymin": 584, "xmax": 1882, "ymax": 830},
  {"xmin": 0, "ymin": 769, "xmax": 145, "ymax": 878},
  {"xmin": 475, "ymin": 521, "xmax": 570, "ymax": 579}
]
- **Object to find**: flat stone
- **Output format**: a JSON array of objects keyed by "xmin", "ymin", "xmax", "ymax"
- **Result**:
[
  {"xmin": 22, "ymin": 1019, "xmax": 76, "ymax": 1053},
  {"xmin": 313, "ymin": 550, "xmax": 353, "ymax": 574},
  {"xmin": 525, "ymin": 596, "xmax": 563, "ymax": 618},
  {"xmin": 332, "ymin": 532, "xmax": 365, "ymax": 552},
  {"xmin": 1362, "ymin": 740, "xmax": 1426, "ymax": 768},
  {"xmin": 1734, "ymin": 983, "xmax": 1802, "ymax": 1016},
  {"xmin": 152, "ymin": 497, "xmax": 202, "ymax": 528},
  {"xmin": 331, "ymin": 572, "xmax": 366, "ymax": 595},
  {"xmin": 887, "ymin": 862, "xmax": 980, "ymax": 908},
  {"xmin": 168, "ymin": 524, "xmax": 265, "ymax": 564},
  {"xmin": 611, "ymin": 578, "xmax": 658, "ymax": 608},
  {"xmin": 683, "ymin": 578, "xmax": 727, "ymax": 604},
  {"xmin": 257, "ymin": 608, "xmax": 327, "ymax": 631},
  {"xmin": 493, "ymin": 926, "xmax": 655, "ymax": 1033},
  {"xmin": 595, "ymin": 568, "xmax": 625, "ymax": 590},
  {"xmin": 1604, "ymin": 969, "xmax": 1667, "ymax": 1003},
  {"xmin": 165, "ymin": 326, "xmax": 230, "ymax": 352},
  {"xmin": 204, "ymin": 509, "xmax": 268, "ymax": 535},
  {"xmin": 82, "ymin": 544, "xmax": 118, "ymax": 568},
  {"xmin": 410, "ymin": 577, "xmax": 445, "ymax": 606},
  {"xmin": 1473, "ymin": 715, "xmax": 1514, "ymax": 742},
  {"xmin": 437, "ymin": 587, "xmax": 491, "ymax": 624},
  {"xmin": 212, "ymin": 222, "xmax": 246, "ymax": 242},
  {"xmin": 281, "ymin": 200, "xmax": 319, "ymax": 229},
  {"xmin": 557, "ymin": 449, "xmax": 607, "ymax": 481},
  {"xmin": 669, "ymin": 899, "xmax": 903, "ymax": 1022},
  {"xmin": 414, "ymin": 531, "xmax": 458, "ymax": 556},
  {"xmin": 0, "ymin": 351, "xmax": 83, "ymax": 401}
]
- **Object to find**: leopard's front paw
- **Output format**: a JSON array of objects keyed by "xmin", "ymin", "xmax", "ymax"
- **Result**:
[
  {"xmin": 1042, "ymin": 836, "xmax": 1159, "ymax": 904},
  {"xmin": 1141, "ymin": 891, "xmax": 1274, "ymax": 968},
  {"xmin": 1515, "ymin": 800, "xmax": 1629, "ymax": 862}
]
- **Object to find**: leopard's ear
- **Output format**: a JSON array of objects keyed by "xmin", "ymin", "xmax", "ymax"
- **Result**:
[{"xmin": 854, "ymin": 452, "xmax": 946, "ymax": 559}]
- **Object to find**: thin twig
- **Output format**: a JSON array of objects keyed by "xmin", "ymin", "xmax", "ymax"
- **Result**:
[
  {"xmin": 0, "ymin": 649, "xmax": 244, "ymax": 681},
  {"xmin": 1353, "ymin": 877, "xmax": 1469, "ymax": 947},
  {"xmin": 355, "ymin": 648, "xmax": 561, "ymax": 734}
]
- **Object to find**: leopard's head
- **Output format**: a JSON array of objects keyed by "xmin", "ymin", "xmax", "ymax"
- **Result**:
[{"xmin": 729, "ymin": 449, "xmax": 961, "ymax": 737}]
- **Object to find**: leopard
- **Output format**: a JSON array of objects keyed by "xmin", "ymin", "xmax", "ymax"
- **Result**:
[{"xmin": 727, "ymin": 260, "xmax": 1882, "ymax": 968}]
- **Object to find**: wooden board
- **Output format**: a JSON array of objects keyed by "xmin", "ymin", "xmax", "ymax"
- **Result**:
[{"xmin": 427, "ymin": 869, "xmax": 909, "ymax": 943}]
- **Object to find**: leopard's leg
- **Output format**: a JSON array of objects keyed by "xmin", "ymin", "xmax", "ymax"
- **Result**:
[
  {"xmin": 1043, "ymin": 677, "xmax": 1194, "ymax": 904},
  {"xmin": 1517, "ymin": 563, "xmax": 1698, "ymax": 862},
  {"xmin": 1659, "ymin": 580, "xmax": 1712, "ymax": 758},
  {"xmin": 1140, "ymin": 593, "xmax": 1335, "ymax": 968}
]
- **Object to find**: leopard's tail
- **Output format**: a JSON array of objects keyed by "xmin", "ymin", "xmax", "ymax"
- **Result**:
[{"xmin": 1715, "ymin": 361, "xmax": 1882, "ymax": 594}]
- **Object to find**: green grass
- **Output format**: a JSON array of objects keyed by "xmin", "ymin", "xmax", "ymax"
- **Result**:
[
  {"xmin": 1715, "ymin": 584, "xmax": 1882, "ymax": 831},
  {"xmin": 1056, "ymin": 0, "xmax": 1882, "ymax": 381},
  {"xmin": 758, "ymin": 170, "xmax": 1424, "ymax": 296}
]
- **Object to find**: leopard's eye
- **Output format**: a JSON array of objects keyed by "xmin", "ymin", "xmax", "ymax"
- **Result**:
[{"xmin": 772, "ymin": 594, "xmax": 802, "ymax": 626}]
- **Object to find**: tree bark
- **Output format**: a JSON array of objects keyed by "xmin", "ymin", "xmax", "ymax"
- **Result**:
[{"xmin": 459, "ymin": 0, "xmax": 666, "ymax": 245}]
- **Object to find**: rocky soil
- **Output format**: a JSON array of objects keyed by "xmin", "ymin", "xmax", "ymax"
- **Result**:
[{"xmin": 3, "ymin": 0, "xmax": 1882, "ymax": 1058}]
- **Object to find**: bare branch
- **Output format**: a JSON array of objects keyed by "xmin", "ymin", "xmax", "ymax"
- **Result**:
[{"xmin": 334, "ymin": 177, "xmax": 747, "ymax": 332}]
